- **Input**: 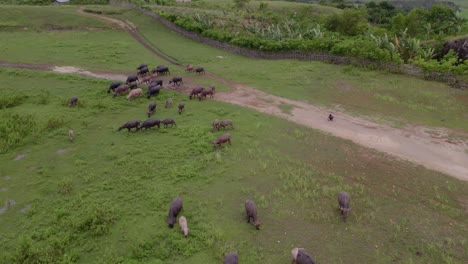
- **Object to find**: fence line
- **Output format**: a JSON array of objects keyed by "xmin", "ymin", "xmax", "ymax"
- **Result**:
[{"xmin": 110, "ymin": 1, "xmax": 466, "ymax": 89}]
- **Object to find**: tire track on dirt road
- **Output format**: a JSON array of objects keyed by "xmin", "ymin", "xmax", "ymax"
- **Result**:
[{"xmin": 2, "ymin": 9, "xmax": 467, "ymax": 181}]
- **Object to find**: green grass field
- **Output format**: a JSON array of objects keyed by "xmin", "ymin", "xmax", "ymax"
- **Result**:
[
  {"xmin": 0, "ymin": 4, "xmax": 467, "ymax": 264},
  {"xmin": 0, "ymin": 68, "xmax": 466, "ymax": 264}
]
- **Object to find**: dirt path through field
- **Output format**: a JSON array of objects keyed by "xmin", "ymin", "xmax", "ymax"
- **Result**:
[{"xmin": 2, "ymin": 9, "xmax": 467, "ymax": 181}]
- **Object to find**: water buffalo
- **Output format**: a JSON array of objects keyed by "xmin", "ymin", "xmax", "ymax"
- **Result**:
[
  {"xmin": 150, "ymin": 79, "xmax": 163, "ymax": 87},
  {"xmin": 185, "ymin": 64, "xmax": 194, "ymax": 72},
  {"xmin": 118, "ymin": 120, "xmax": 140, "ymax": 132},
  {"xmin": 189, "ymin": 87, "xmax": 204, "ymax": 100},
  {"xmin": 126, "ymin": 75, "xmax": 139, "ymax": 84},
  {"xmin": 212, "ymin": 133, "xmax": 231, "ymax": 148},
  {"xmin": 68, "ymin": 96, "xmax": 78, "ymax": 107},
  {"xmin": 195, "ymin": 66, "xmax": 205, "ymax": 75},
  {"xmin": 211, "ymin": 119, "xmax": 219, "ymax": 132},
  {"xmin": 127, "ymin": 88, "xmax": 143, "ymax": 101},
  {"xmin": 165, "ymin": 98, "xmax": 173, "ymax": 108},
  {"xmin": 291, "ymin": 248, "xmax": 305, "ymax": 264},
  {"xmin": 148, "ymin": 101, "xmax": 156, "ymax": 117},
  {"xmin": 147, "ymin": 86, "xmax": 161, "ymax": 99},
  {"xmin": 68, "ymin": 130, "xmax": 74, "ymax": 142},
  {"xmin": 138, "ymin": 118, "xmax": 161, "ymax": 130},
  {"xmin": 140, "ymin": 75, "xmax": 153, "ymax": 85},
  {"xmin": 152, "ymin": 65, "xmax": 170, "ymax": 75},
  {"xmin": 198, "ymin": 86, "xmax": 215, "ymax": 100},
  {"xmin": 162, "ymin": 118, "xmax": 176, "ymax": 128},
  {"xmin": 245, "ymin": 199, "xmax": 261, "ymax": 230},
  {"xmin": 178, "ymin": 216, "xmax": 189, "ymax": 237},
  {"xmin": 167, "ymin": 197, "xmax": 183, "ymax": 228},
  {"xmin": 107, "ymin": 81, "xmax": 121, "ymax": 93},
  {"xmin": 295, "ymin": 249, "xmax": 316, "ymax": 264},
  {"xmin": 129, "ymin": 82, "xmax": 138, "ymax": 89},
  {"xmin": 113, "ymin": 84, "xmax": 129, "ymax": 97},
  {"xmin": 338, "ymin": 191, "xmax": 351, "ymax": 222},
  {"xmin": 223, "ymin": 252, "xmax": 238, "ymax": 264},
  {"xmin": 137, "ymin": 66, "xmax": 149, "ymax": 76},
  {"xmin": 218, "ymin": 119, "xmax": 234, "ymax": 130},
  {"xmin": 178, "ymin": 102, "xmax": 185, "ymax": 115},
  {"xmin": 168, "ymin": 76, "xmax": 183, "ymax": 86},
  {"xmin": 137, "ymin": 64, "xmax": 147, "ymax": 70}
]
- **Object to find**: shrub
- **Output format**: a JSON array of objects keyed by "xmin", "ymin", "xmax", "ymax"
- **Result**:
[
  {"xmin": 0, "ymin": 113, "xmax": 38, "ymax": 153},
  {"xmin": 0, "ymin": 92, "xmax": 26, "ymax": 109},
  {"xmin": 78, "ymin": 205, "xmax": 117, "ymax": 236}
]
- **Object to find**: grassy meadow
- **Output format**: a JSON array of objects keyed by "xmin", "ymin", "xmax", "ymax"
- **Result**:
[{"xmin": 0, "ymin": 5, "xmax": 467, "ymax": 263}]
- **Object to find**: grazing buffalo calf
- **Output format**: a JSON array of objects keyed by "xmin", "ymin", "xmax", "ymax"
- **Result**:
[
  {"xmin": 296, "ymin": 249, "xmax": 316, "ymax": 264},
  {"xmin": 68, "ymin": 130, "xmax": 74, "ymax": 142},
  {"xmin": 150, "ymin": 79, "xmax": 163, "ymax": 87},
  {"xmin": 245, "ymin": 199, "xmax": 261, "ymax": 230},
  {"xmin": 126, "ymin": 75, "xmax": 139, "ymax": 84},
  {"xmin": 223, "ymin": 252, "xmax": 238, "ymax": 264},
  {"xmin": 189, "ymin": 87, "xmax": 204, "ymax": 100},
  {"xmin": 212, "ymin": 133, "xmax": 231, "ymax": 148},
  {"xmin": 127, "ymin": 88, "xmax": 143, "ymax": 101},
  {"xmin": 138, "ymin": 118, "xmax": 161, "ymax": 130},
  {"xmin": 147, "ymin": 86, "xmax": 161, "ymax": 99},
  {"xmin": 185, "ymin": 64, "xmax": 194, "ymax": 72},
  {"xmin": 178, "ymin": 102, "xmax": 185, "ymax": 115},
  {"xmin": 68, "ymin": 96, "xmax": 78, "ymax": 107},
  {"xmin": 167, "ymin": 197, "xmax": 183, "ymax": 228},
  {"xmin": 195, "ymin": 66, "xmax": 205, "ymax": 75},
  {"xmin": 178, "ymin": 216, "xmax": 189, "ymax": 237},
  {"xmin": 118, "ymin": 120, "xmax": 140, "ymax": 132},
  {"xmin": 211, "ymin": 119, "xmax": 219, "ymax": 132},
  {"xmin": 338, "ymin": 191, "xmax": 351, "ymax": 222},
  {"xmin": 218, "ymin": 119, "xmax": 234, "ymax": 130},
  {"xmin": 165, "ymin": 98, "xmax": 173, "ymax": 108},
  {"xmin": 168, "ymin": 76, "xmax": 183, "ymax": 86},
  {"xmin": 147, "ymin": 101, "xmax": 156, "ymax": 117},
  {"xmin": 113, "ymin": 84, "xmax": 130, "ymax": 97},
  {"xmin": 162, "ymin": 118, "xmax": 176, "ymax": 128},
  {"xmin": 107, "ymin": 81, "xmax": 121, "ymax": 93}
]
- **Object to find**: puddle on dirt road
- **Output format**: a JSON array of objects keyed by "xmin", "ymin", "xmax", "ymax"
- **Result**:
[{"xmin": 0, "ymin": 199, "xmax": 16, "ymax": 214}]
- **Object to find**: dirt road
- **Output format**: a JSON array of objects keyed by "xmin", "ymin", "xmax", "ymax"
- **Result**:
[{"xmin": 1, "ymin": 8, "xmax": 467, "ymax": 181}]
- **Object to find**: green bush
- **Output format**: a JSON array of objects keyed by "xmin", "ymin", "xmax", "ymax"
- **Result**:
[
  {"xmin": 0, "ymin": 92, "xmax": 26, "ymax": 109},
  {"xmin": 332, "ymin": 37, "xmax": 392, "ymax": 61},
  {"xmin": 0, "ymin": 113, "xmax": 38, "ymax": 153},
  {"xmin": 77, "ymin": 205, "xmax": 117, "ymax": 236}
]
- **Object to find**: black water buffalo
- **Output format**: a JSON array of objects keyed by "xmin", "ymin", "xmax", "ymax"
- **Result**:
[
  {"xmin": 150, "ymin": 79, "xmax": 163, "ymax": 87},
  {"xmin": 126, "ymin": 75, "xmax": 139, "ymax": 84},
  {"xmin": 118, "ymin": 120, "xmax": 140, "ymax": 132},
  {"xmin": 178, "ymin": 102, "xmax": 184, "ymax": 114},
  {"xmin": 68, "ymin": 96, "xmax": 78, "ymax": 107},
  {"xmin": 147, "ymin": 101, "xmax": 156, "ymax": 117},
  {"xmin": 107, "ymin": 81, "xmax": 121, "ymax": 93},
  {"xmin": 138, "ymin": 118, "xmax": 161, "ymax": 130},
  {"xmin": 338, "ymin": 191, "xmax": 351, "ymax": 222},
  {"xmin": 147, "ymin": 86, "xmax": 161, "ymax": 99},
  {"xmin": 296, "ymin": 249, "xmax": 316, "ymax": 264},
  {"xmin": 195, "ymin": 66, "xmax": 205, "ymax": 74},
  {"xmin": 137, "ymin": 66, "xmax": 149, "ymax": 76},
  {"xmin": 167, "ymin": 197, "xmax": 183, "ymax": 228},
  {"xmin": 168, "ymin": 76, "xmax": 183, "ymax": 86},
  {"xmin": 152, "ymin": 65, "xmax": 170, "ymax": 75},
  {"xmin": 137, "ymin": 64, "xmax": 148, "ymax": 70},
  {"xmin": 223, "ymin": 252, "xmax": 238, "ymax": 264},
  {"xmin": 245, "ymin": 199, "xmax": 261, "ymax": 230},
  {"xmin": 162, "ymin": 118, "xmax": 176, "ymax": 128}
]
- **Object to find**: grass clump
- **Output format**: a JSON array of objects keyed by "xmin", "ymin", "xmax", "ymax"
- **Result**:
[
  {"xmin": 0, "ymin": 112, "xmax": 38, "ymax": 153},
  {"xmin": 0, "ymin": 92, "xmax": 26, "ymax": 109}
]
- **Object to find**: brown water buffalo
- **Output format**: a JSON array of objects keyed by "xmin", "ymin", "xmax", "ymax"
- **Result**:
[
  {"xmin": 169, "ymin": 76, "xmax": 183, "ymax": 86},
  {"xmin": 165, "ymin": 98, "xmax": 173, "ymax": 108},
  {"xmin": 195, "ymin": 66, "xmax": 205, "ymax": 75},
  {"xmin": 107, "ymin": 81, "xmax": 121, "ymax": 93},
  {"xmin": 338, "ymin": 191, "xmax": 351, "ymax": 222},
  {"xmin": 140, "ymin": 75, "xmax": 153, "ymax": 85},
  {"xmin": 118, "ymin": 120, "xmax": 140, "ymax": 132},
  {"xmin": 113, "ymin": 84, "xmax": 129, "ymax": 97},
  {"xmin": 223, "ymin": 252, "xmax": 238, "ymax": 264},
  {"xmin": 245, "ymin": 199, "xmax": 261, "ymax": 230},
  {"xmin": 147, "ymin": 101, "xmax": 156, "ymax": 117},
  {"xmin": 189, "ymin": 87, "xmax": 204, "ymax": 100},
  {"xmin": 185, "ymin": 64, "xmax": 194, "ymax": 72},
  {"xmin": 211, "ymin": 119, "xmax": 219, "ymax": 132},
  {"xmin": 198, "ymin": 86, "xmax": 215, "ymax": 100},
  {"xmin": 178, "ymin": 102, "xmax": 185, "ymax": 115},
  {"xmin": 138, "ymin": 118, "xmax": 161, "ymax": 130},
  {"xmin": 162, "ymin": 118, "xmax": 176, "ymax": 128},
  {"xmin": 218, "ymin": 119, "xmax": 234, "ymax": 130},
  {"xmin": 68, "ymin": 96, "xmax": 78, "ymax": 107},
  {"xmin": 167, "ymin": 197, "xmax": 183, "ymax": 228},
  {"xmin": 212, "ymin": 133, "xmax": 231, "ymax": 148}
]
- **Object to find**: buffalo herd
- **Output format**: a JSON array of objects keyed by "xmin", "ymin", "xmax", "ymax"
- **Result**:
[{"xmin": 68, "ymin": 62, "xmax": 352, "ymax": 263}]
